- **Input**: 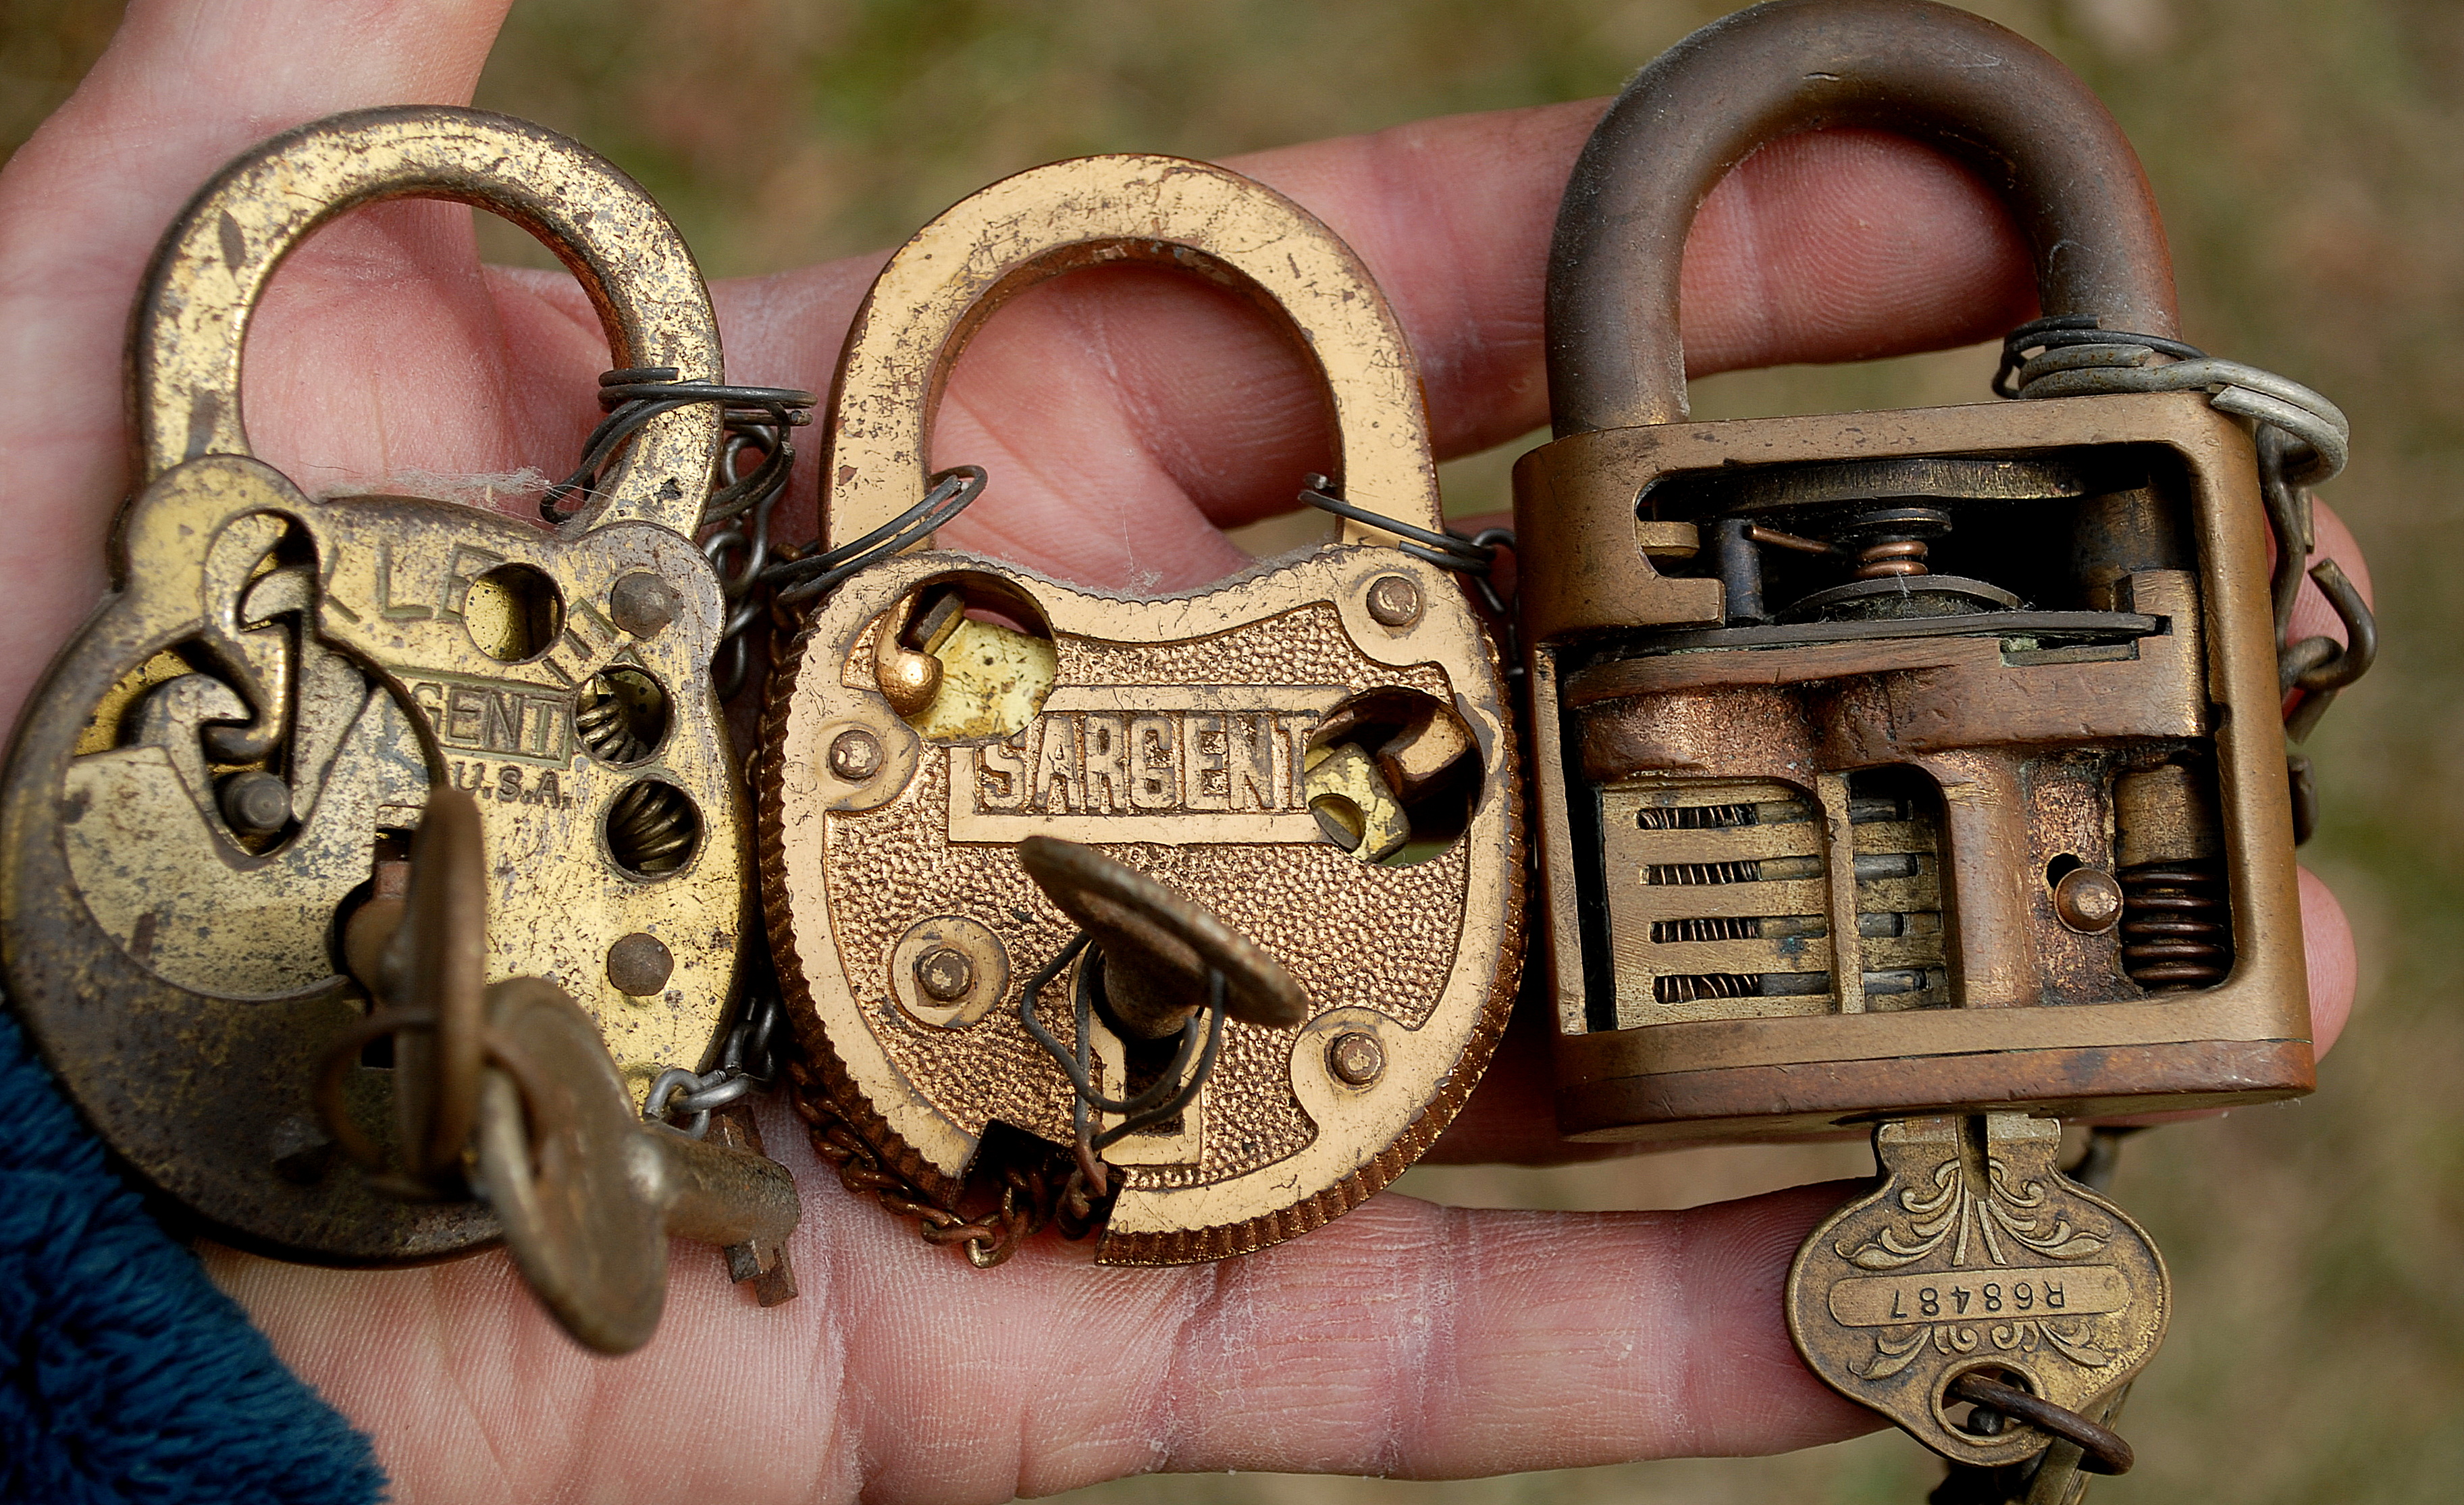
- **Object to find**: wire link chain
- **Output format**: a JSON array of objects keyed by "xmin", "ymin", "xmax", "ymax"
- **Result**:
[
  {"xmin": 783, "ymin": 1057, "xmax": 1093, "ymax": 1269},
  {"xmin": 1997, "ymin": 316, "xmax": 2374, "ymax": 740}
]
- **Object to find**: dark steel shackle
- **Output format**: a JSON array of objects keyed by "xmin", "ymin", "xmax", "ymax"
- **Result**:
[{"xmin": 1548, "ymin": 0, "xmax": 2179, "ymax": 433}]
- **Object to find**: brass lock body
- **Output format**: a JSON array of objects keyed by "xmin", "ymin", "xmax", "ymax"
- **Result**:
[
  {"xmin": 765, "ymin": 156, "xmax": 1523, "ymax": 1263},
  {"xmin": 1, "ymin": 109, "xmax": 748, "ymax": 1261},
  {"xmin": 1519, "ymin": 0, "xmax": 2309, "ymax": 1146}
]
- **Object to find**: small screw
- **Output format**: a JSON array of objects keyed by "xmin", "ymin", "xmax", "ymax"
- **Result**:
[
  {"xmin": 219, "ymin": 770, "xmax": 293, "ymax": 835},
  {"xmin": 2052, "ymin": 867, "xmax": 2126, "ymax": 934},
  {"xmin": 1327, "ymin": 1030, "xmax": 1385, "ymax": 1086},
  {"xmin": 827, "ymin": 729, "xmax": 883, "ymax": 781},
  {"xmin": 914, "ymin": 945, "xmax": 976, "ymax": 1003},
  {"xmin": 608, "ymin": 571, "xmax": 680, "ymax": 638},
  {"xmin": 1365, "ymin": 573, "xmax": 1423, "ymax": 628},
  {"xmin": 606, "ymin": 932, "xmax": 675, "ymax": 996}
]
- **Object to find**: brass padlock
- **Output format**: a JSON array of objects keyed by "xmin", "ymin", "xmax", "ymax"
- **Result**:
[
  {"xmin": 764, "ymin": 155, "xmax": 1523, "ymax": 1264},
  {"xmin": 1517, "ymin": 0, "xmax": 2367, "ymax": 1483},
  {"xmin": 1, "ymin": 107, "xmax": 750, "ymax": 1263}
]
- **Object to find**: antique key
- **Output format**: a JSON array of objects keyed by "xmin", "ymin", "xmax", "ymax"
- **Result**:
[
  {"xmin": 1, "ymin": 107, "xmax": 756, "ymax": 1265},
  {"xmin": 321, "ymin": 788, "xmax": 797, "ymax": 1354},
  {"xmin": 764, "ymin": 155, "xmax": 1523, "ymax": 1264},
  {"xmin": 1515, "ymin": 0, "xmax": 2370, "ymax": 1491}
]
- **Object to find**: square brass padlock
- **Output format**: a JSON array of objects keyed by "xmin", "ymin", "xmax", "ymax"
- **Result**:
[{"xmin": 1511, "ymin": 0, "xmax": 2371, "ymax": 1479}]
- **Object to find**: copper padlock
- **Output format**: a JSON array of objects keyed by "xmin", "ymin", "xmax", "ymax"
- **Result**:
[
  {"xmin": 764, "ymin": 155, "xmax": 1523, "ymax": 1265},
  {"xmin": 1, "ymin": 107, "xmax": 752, "ymax": 1263},
  {"xmin": 1516, "ymin": 0, "xmax": 2368, "ymax": 1483}
]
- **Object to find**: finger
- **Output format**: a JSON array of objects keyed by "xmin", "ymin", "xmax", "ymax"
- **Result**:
[
  {"xmin": 211, "ymin": 1103, "xmax": 1873, "ymax": 1504},
  {"xmin": 0, "ymin": 0, "xmax": 519, "ymax": 724},
  {"xmin": 708, "ymin": 106, "xmax": 2031, "ymax": 589},
  {"xmin": 2301, "ymin": 866, "xmax": 2355, "ymax": 1057}
]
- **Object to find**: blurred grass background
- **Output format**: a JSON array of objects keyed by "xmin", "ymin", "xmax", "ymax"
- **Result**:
[{"xmin": 4, "ymin": 0, "xmax": 2455, "ymax": 1500}]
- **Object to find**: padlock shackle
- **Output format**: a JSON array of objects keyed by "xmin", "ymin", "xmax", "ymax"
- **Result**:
[
  {"xmin": 822, "ymin": 154, "xmax": 1441, "ymax": 551},
  {"xmin": 1548, "ymin": 0, "xmax": 2180, "ymax": 433},
  {"xmin": 129, "ymin": 106, "xmax": 723, "ymax": 536}
]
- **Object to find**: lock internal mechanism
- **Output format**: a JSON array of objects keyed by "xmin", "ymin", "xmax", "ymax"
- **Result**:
[{"xmin": 764, "ymin": 154, "xmax": 1523, "ymax": 1265}]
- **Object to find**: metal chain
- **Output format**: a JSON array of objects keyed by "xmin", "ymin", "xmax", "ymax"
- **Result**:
[
  {"xmin": 642, "ymin": 987, "xmax": 785, "ymax": 1139},
  {"xmin": 1998, "ymin": 316, "xmax": 2376, "ymax": 747},
  {"xmin": 782, "ymin": 1055, "xmax": 1089, "ymax": 1268}
]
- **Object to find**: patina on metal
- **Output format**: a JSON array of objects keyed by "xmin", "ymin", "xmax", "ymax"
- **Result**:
[
  {"xmin": 1514, "ymin": 0, "xmax": 2360, "ymax": 1478},
  {"xmin": 762, "ymin": 153, "xmax": 1524, "ymax": 1265},
  {"xmin": 315, "ymin": 789, "xmax": 798, "ymax": 1352},
  {"xmin": 1787, "ymin": 1116, "xmax": 2165, "ymax": 1475},
  {"xmin": 0, "ymin": 107, "xmax": 752, "ymax": 1264}
]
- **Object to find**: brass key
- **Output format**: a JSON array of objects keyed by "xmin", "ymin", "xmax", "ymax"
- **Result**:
[{"xmin": 326, "ymin": 789, "xmax": 800, "ymax": 1354}]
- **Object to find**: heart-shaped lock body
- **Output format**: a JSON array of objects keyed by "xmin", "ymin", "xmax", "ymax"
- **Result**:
[
  {"xmin": 762, "ymin": 155, "xmax": 1523, "ymax": 1263},
  {"xmin": 1, "ymin": 107, "xmax": 747, "ymax": 1262}
]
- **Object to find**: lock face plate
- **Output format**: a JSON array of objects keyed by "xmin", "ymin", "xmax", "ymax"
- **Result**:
[
  {"xmin": 3, "ymin": 457, "xmax": 745, "ymax": 1259},
  {"xmin": 763, "ymin": 547, "xmax": 1521, "ymax": 1263},
  {"xmin": 1517, "ymin": 392, "xmax": 2310, "ymax": 1140}
]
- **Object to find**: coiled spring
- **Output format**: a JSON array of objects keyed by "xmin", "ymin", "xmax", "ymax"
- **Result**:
[{"xmin": 2118, "ymin": 862, "xmax": 2233, "ymax": 991}]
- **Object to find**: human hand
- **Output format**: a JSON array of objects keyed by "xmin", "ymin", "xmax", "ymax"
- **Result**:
[{"xmin": 0, "ymin": 1, "xmax": 2366, "ymax": 1499}]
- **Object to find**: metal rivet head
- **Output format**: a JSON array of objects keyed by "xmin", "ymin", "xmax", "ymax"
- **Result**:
[
  {"xmin": 608, "ymin": 571, "xmax": 679, "ymax": 638},
  {"xmin": 827, "ymin": 729, "xmax": 883, "ymax": 782},
  {"xmin": 219, "ymin": 770, "xmax": 293, "ymax": 835},
  {"xmin": 2052, "ymin": 867, "xmax": 2125, "ymax": 934},
  {"xmin": 914, "ymin": 946, "xmax": 976, "ymax": 1003},
  {"xmin": 1327, "ymin": 1030, "xmax": 1385, "ymax": 1086},
  {"xmin": 606, "ymin": 932, "xmax": 675, "ymax": 996},
  {"xmin": 1365, "ymin": 573, "xmax": 1423, "ymax": 628}
]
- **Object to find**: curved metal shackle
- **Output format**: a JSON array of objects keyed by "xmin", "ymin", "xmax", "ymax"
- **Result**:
[
  {"xmin": 822, "ymin": 153, "xmax": 1440, "ymax": 550},
  {"xmin": 130, "ymin": 105, "xmax": 723, "ymax": 535},
  {"xmin": 1548, "ymin": 0, "xmax": 2180, "ymax": 433}
]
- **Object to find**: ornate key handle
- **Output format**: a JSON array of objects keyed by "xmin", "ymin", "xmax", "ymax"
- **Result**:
[
  {"xmin": 764, "ymin": 154, "xmax": 1523, "ymax": 1264},
  {"xmin": 1, "ymin": 107, "xmax": 750, "ymax": 1264}
]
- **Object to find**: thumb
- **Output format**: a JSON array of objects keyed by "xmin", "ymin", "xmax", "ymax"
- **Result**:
[{"xmin": 0, "ymin": 0, "xmax": 515, "ymax": 706}]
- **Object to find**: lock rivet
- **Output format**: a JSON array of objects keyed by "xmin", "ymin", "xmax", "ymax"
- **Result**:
[
  {"xmin": 1365, "ymin": 573, "xmax": 1423, "ymax": 628},
  {"xmin": 827, "ymin": 729, "xmax": 884, "ymax": 781},
  {"xmin": 219, "ymin": 770, "xmax": 293, "ymax": 835},
  {"xmin": 914, "ymin": 946, "xmax": 976, "ymax": 1002},
  {"xmin": 609, "ymin": 571, "xmax": 680, "ymax": 638},
  {"xmin": 606, "ymin": 932, "xmax": 675, "ymax": 996},
  {"xmin": 1327, "ymin": 1030, "xmax": 1385, "ymax": 1086},
  {"xmin": 2053, "ymin": 867, "xmax": 2126, "ymax": 934}
]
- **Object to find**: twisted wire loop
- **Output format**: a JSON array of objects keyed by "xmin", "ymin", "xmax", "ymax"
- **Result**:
[
  {"xmin": 1299, "ymin": 473, "xmax": 1517, "ymax": 626},
  {"xmin": 535, "ymin": 366, "xmax": 819, "ymax": 700},
  {"xmin": 641, "ymin": 986, "xmax": 787, "ymax": 1140},
  {"xmin": 1017, "ymin": 934, "xmax": 1230, "ymax": 1211},
  {"xmin": 1998, "ymin": 315, "xmax": 2375, "ymax": 737},
  {"xmin": 311, "ymin": 1005, "xmax": 559, "ymax": 1203}
]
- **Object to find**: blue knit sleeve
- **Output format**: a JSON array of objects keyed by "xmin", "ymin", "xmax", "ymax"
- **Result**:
[{"xmin": 0, "ymin": 1003, "xmax": 386, "ymax": 1504}]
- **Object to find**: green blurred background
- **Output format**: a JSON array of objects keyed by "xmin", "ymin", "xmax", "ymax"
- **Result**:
[{"xmin": 3, "ymin": 1, "xmax": 2454, "ymax": 1500}]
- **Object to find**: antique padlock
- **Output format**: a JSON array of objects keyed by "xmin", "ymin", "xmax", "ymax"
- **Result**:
[
  {"xmin": 1, "ymin": 107, "xmax": 754, "ymax": 1266},
  {"xmin": 1516, "ymin": 0, "xmax": 2369, "ymax": 1487},
  {"xmin": 764, "ymin": 155, "xmax": 1523, "ymax": 1265}
]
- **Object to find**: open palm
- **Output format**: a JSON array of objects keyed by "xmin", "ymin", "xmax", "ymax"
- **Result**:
[{"xmin": 0, "ymin": 2, "xmax": 2366, "ymax": 1500}]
